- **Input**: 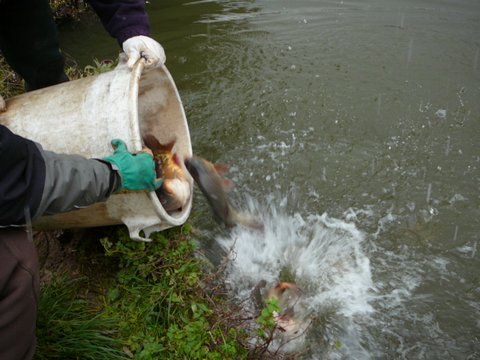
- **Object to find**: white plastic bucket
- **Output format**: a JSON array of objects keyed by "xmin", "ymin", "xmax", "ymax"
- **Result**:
[{"xmin": 0, "ymin": 56, "xmax": 192, "ymax": 241}]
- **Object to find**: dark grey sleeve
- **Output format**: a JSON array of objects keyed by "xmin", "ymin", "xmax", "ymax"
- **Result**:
[{"xmin": 32, "ymin": 144, "xmax": 118, "ymax": 219}]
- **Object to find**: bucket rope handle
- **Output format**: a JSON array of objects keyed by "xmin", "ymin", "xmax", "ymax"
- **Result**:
[
  {"xmin": 127, "ymin": 57, "xmax": 146, "ymax": 152},
  {"xmin": 133, "ymin": 56, "xmax": 146, "ymax": 74}
]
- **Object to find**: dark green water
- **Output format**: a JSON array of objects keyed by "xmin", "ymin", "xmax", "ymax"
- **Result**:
[{"xmin": 60, "ymin": 1, "xmax": 480, "ymax": 358}]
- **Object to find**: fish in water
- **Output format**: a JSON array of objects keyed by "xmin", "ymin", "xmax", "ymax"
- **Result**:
[
  {"xmin": 266, "ymin": 282, "xmax": 305, "ymax": 336},
  {"xmin": 143, "ymin": 134, "xmax": 191, "ymax": 212},
  {"xmin": 184, "ymin": 155, "xmax": 263, "ymax": 230},
  {"xmin": 267, "ymin": 282, "xmax": 301, "ymax": 309}
]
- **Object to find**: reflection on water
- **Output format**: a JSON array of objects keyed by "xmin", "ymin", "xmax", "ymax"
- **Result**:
[{"xmin": 60, "ymin": 0, "xmax": 480, "ymax": 358}]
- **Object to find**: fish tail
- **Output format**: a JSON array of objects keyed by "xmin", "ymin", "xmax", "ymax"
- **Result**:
[
  {"xmin": 230, "ymin": 208, "xmax": 264, "ymax": 231},
  {"xmin": 143, "ymin": 134, "xmax": 176, "ymax": 152},
  {"xmin": 143, "ymin": 134, "xmax": 161, "ymax": 150}
]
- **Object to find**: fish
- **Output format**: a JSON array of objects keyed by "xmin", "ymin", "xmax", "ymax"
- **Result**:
[
  {"xmin": 143, "ymin": 134, "xmax": 191, "ymax": 212},
  {"xmin": 184, "ymin": 155, "xmax": 264, "ymax": 231},
  {"xmin": 266, "ymin": 282, "xmax": 305, "ymax": 335},
  {"xmin": 267, "ymin": 282, "xmax": 301, "ymax": 310}
]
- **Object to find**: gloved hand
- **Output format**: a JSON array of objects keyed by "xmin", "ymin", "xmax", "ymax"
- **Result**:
[
  {"xmin": 122, "ymin": 35, "xmax": 166, "ymax": 69},
  {"xmin": 102, "ymin": 139, "xmax": 162, "ymax": 191},
  {"xmin": 0, "ymin": 94, "xmax": 6, "ymax": 112}
]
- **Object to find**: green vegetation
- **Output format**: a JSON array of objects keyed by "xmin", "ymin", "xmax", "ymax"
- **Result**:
[
  {"xmin": 0, "ymin": 56, "xmax": 23, "ymax": 98},
  {"xmin": 100, "ymin": 226, "xmax": 248, "ymax": 359},
  {"xmin": 34, "ymin": 226, "xmax": 254, "ymax": 360},
  {"xmin": 31, "ymin": 224, "xmax": 293, "ymax": 360},
  {"xmin": 36, "ymin": 276, "xmax": 126, "ymax": 360},
  {"xmin": 50, "ymin": 0, "xmax": 90, "ymax": 23},
  {"xmin": 255, "ymin": 298, "xmax": 281, "ymax": 340}
]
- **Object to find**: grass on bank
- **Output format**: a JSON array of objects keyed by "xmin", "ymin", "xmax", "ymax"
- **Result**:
[
  {"xmin": 32, "ymin": 223, "xmax": 293, "ymax": 360},
  {"xmin": 35, "ymin": 226, "xmax": 251, "ymax": 360},
  {"xmin": 36, "ymin": 275, "xmax": 126, "ymax": 360},
  {"xmin": 100, "ymin": 226, "xmax": 249, "ymax": 359}
]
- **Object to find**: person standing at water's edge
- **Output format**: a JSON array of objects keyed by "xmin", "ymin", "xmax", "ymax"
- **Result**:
[
  {"xmin": 0, "ymin": 1, "xmax": 164, "ymax": 359},
  {"xmin": 0, "ymin": 120, "xmax": 161, "ymax": 360},
  {"xmin": 0, "ymin": 0, "xmax": 165, "ymax": 91}
]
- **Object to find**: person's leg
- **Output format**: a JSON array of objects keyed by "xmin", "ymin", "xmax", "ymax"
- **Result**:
[
  {"xmin": 0, "ymin": 228, "xmax": 39, "ymax": 360},
  {"xmin": 0, "ymin": 0, "xmax": 68, "ymax": 91}
]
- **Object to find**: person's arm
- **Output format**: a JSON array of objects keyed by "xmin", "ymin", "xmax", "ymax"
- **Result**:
[
  {"xmin": 37, "ymin": 138, "xmax": 160, "ymax": 218},
  {"xmin": 87, "ymin": 0, "xmax": 165, "ymax": 68},
  {"xmin": 87, "ymin": 0, "xmax": 150, "ymax": 45},
  {"xmin": 32, "ymin": 146, "xmax": 117, "ymax": 218},
  {"xmin": 0, "ymin": 125, "xmax": 158, "ymax": 226}
]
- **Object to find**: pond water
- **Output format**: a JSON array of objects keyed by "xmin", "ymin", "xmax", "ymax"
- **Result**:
[{"xmin": 60, "ymin": 0, "xmax": 480, "ymax": 358}]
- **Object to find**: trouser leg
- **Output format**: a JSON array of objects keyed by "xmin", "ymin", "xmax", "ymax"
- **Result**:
[
  {"xmin": 0, "ymin": 0, "xmax": 69, "ymax": 91},
  {"xmin": 0, "ymin": 228, "xmax": 39, "ymax": 360}
]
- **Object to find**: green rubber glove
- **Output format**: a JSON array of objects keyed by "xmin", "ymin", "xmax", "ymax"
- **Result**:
[{"xmin": 103, "ymin": 139, "xmax": 162, "ymax": 191}]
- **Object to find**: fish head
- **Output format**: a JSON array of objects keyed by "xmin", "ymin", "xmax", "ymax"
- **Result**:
[
  {"xmin": 184, "ymin": 156, "xmax": 234, "ymax": 224},
  {"xmin": 266, "ymin": 281, "xmax": 306, "ymax": 335},
  {"xmin": 267, "ymin": 282, "xmax": 297, "ymax": 299},
  {"xmin": 267, "ymin": 282, "xmax": 302, "ymax": 310},
  {"xmin": 159, "ymin": 178, "xmax": 191, "ymax": 212},
  {"xmin": 185, "ymin": 156, "xmax": 233, "ymax": 191}
]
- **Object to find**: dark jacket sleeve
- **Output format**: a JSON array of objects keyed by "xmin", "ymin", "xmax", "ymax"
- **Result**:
[
  {"xmin": 0, "ymin": 125, "xmax": 117, "ymax": 227},
  {"xmin": 87, "ymin": 0, "xmax": 151, "ymax": 45},
  {"xmin": 0, "ymin": 125, "xmax": 45, "ymax": 226}
]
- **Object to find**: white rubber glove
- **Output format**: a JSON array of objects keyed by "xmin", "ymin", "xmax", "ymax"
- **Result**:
[
  {"xmin": 122, "ymin": 35, "xmax": 166, "ymax": 69},
  {"xmin": 0, "ymin": 94, "xmax": 6, "ymax": 113}
]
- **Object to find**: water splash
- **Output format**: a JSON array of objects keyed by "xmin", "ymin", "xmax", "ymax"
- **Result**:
[
  {"xmin": 435, "ymin": 109, "xmax": 447, "ymax": 119},
  {"xmin": 216, "ymin": 199, "xmax": 374, "ymax": 355}
]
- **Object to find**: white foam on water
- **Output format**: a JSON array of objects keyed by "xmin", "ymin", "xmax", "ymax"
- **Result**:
[{"xmin": 215, "ymin": 198, "xmax": 375, "ymax": 356}]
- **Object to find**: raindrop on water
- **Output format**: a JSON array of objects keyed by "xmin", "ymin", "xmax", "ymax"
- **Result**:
[
  {"xmin": 407, "ymin": 39, "xmax": 414, "ymax": 64},
  {"xmin": 445, "ymin": 136, "xmax": 451, "ymax": 156},
  {"xmin": 406, "ymin": 201, "xmax": 416, "ymax": 212},
  {"xmin": 426, "ymin": 183, "xmax": 432, "ymax": 203},
  {"xmin": 453, "ymin": 225, "xmax": 459, "ymax": 242},
  {"xmin": 377, "ymin": 94, "xmax": 382, "ymax": 115},
  {"xmin": 474, "ymin": 47, "xmax": 479, "ymax": 72}
]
